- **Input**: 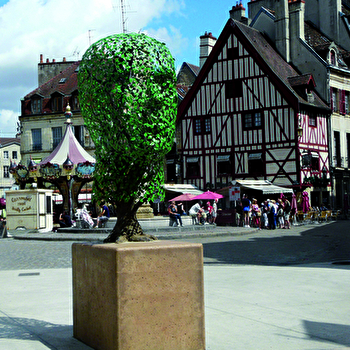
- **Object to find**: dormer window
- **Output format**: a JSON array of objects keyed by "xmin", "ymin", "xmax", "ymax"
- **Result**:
[
  {"xmin": 330, "ymin": 50, "xmax": 336, "ymax": 66},
  {"xmin": 51, "ymin": 92, "xmax": 63, "ymax": 112},
  {"xmin": 31, "ymin": 97, "xmax": 42, "ymax": 114},
  {"xmin": 70, "ymin": 91, "xmax": 80, "ymax": 110}
]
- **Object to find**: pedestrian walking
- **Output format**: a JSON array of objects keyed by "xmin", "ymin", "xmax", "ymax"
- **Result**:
[
  {"xmin": 241, "ymin": 194, "xmax": 251, "ymax": 227},
  {"xmin": 212, "ymin": 199, "xmax": 218, "ymax": 225}
]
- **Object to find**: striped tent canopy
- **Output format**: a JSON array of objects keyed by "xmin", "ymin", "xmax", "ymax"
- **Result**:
[{"xmin": 39, "ymin": 122, "xmax": 95, "ymax": 166}]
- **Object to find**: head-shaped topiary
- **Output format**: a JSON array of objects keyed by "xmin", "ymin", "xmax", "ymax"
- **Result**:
[{"xmin": 78, "ymin": 33, "xmax": 177, "ymax": 241}]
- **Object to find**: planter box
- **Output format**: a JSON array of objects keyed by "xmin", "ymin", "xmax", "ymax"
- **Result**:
[{"xmin": 72, "ymin": 241, "xmax": 205, "ymax": 350}]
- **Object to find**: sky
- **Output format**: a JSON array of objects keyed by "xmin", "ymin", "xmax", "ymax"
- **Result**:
[{"xmin": 0, "ymin": 0, "xmax": 249, "ymax": 137}]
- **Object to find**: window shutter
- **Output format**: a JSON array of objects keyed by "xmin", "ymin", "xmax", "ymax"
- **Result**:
[
  {"xmin": 330, "ymin": 87, "xmax": 333, "ymax": 111},
  {"xmin": 340, "ymin": 90, "xmax": 346, "ymax": 115}
]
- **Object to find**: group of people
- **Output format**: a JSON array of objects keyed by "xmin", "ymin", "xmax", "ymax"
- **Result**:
[
  {"xmin": 168, "ymin": 199, "xmax": 218, "ymax": 226},
  {"xmin": 58, "ymin": 202, "xmax": 110, "ymax": 229},
  {"xmin": 237, "ymin": 194, "xmax": 293, "ymax": 230}
]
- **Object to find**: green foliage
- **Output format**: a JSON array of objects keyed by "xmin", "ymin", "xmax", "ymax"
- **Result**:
[{"xmin": 78, "ymin": 33, "xmax": 177, "ymax": 206}]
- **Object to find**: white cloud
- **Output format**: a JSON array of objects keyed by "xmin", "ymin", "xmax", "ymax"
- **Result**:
[
  {"xmin": 0, "ymin": 109, "xmax": 19, "ymax": 137},
  {"xmin": 144, "ymin": 25, "xmax": 188, "ymax": 65},
  {"xmin": 0, "ymin": 0, "xmax": 185, "ymax": 136}
]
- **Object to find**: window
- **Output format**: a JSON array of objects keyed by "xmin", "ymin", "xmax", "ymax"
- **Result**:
[
  {"xmin": 71, "ymin": 93, "xmax": 80, "ymax": 110},
  {"xmin": 330, "ymin": 50, "xmax": 336, "ymax": 65},
  {"xmin": 32, "ymin": 98, "xmax": 42, "ymax": 114},
  {"xmin": 217, "ymin": 155, "xmax": 231, "ymax": 175},
  {"xmin": 32, "ymin": 128, "xmax": 42, "ymax": 151},
  {"xmin": 3, "ymin": 166, "xmax": 9, "ymax": 178},
  {"xmin": 12, "ymin": 151, "xmax": 17, "ymax": 159},
  {"xmin": 227, "ymin": 47, "xmax": 239, "ymax": 60},
  {"xmin": 248, "ymin": 153, "xmax": 264, "ymax": 177},
  {"xmin": 309, "ymin": 113, "xmax": 316, "ymax": 127},
  {"xmin": 226, "ymin": 80, "xmax": 243, "ymax": 99},
  {"xmin": 334, "ymin": 131, "xmax": 341, "ymax": 167},
  {"xmin": 331, "ymin": 88, "xmax": 338, "ymax": 112},
  {"xmin": 3, "ymin": 151, "xmax": 8, "ymax": 159},
  {"xmin": 244, "ymin": 112, "xmax": 262, "ymax": 129},
  {"xmin": 347, "ymin": 133, "xmax": 350, "ymax": 168},
  {"xmin": 52, "ymin": 127, "xmax": 62, "ymax": 149},
  {"xmin": 340, "ymin": 90, "xmax": 346, "ymax": 115},
  {"xmin": 311, "ymin": 154, "xmax": 319, "ymax": 171},
  {"xmin": 194, "ymin": 119, "xmax": 201, "ymax": 134},
  {"xmin": 51, "ymin": 94, "xmax": 63, "ymax": 112},
  {"xmin": 186, "ymin": 157, "xmax": 200, "ymax": 178},
  {"xmin": 302, "ymin": 153, "xmax": 312, "ymax": 168},
  {"xmin": 194, "ymin": 118, "xmax": 211, "ymax": 135},
  {"xmin": 302, "ymin": 151, "xmax": 319, "ymax": 170},
  {"xmin": 73, "ymin": 125, "xmax": 84, "ymax": 146},
  {"xmin": 345, "ymin": 93, "xmax": 349, "ymax": 115}
]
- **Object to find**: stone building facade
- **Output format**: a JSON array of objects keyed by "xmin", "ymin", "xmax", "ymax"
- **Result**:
[
  {"xmin": 0, "ymin": 138, "xmax": 21, "ymax": 198},
  {"xmin": 19, "ymin": 57, "xmax": 94, "ymax": 167},
  {"xmin": 230, "ymin": 0, "xmax": 350, "ymax": 209}
]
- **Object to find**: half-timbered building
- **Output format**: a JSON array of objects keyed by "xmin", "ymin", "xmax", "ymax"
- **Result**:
[
  {"xmin": 246, "ymin": 0, "xmax": 350, "ymax": 210},
  {"xmin": 177, "ymin": 18, "xmax": 331, "ymax": 205}
]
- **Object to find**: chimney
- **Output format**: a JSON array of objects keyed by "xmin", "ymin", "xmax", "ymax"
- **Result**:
[
  {"xmin": 40, "ymin": 54, "xmax": 43, "ymax": 64},
  {"xmin": 317, "ymin": 0, "xmax": 341, "ymax": 44},
  {"xmin": 199, "ymin": 32, "xmax": 217, "ymax": 69},
  {"xmin": 46, "ymin": 58, "xmax": 49, "ymax": 63},
  {"xmin": 63, "ymin": 57, "xmax": 66, "ymax": 62},
  {"xmin": 229, "ymin": 1, "xmax": 246, "ymax": 22},
  {"xmin": 289, "ymin": 0, "xmax": 305, "ymax": 62},
  {"xmin": 275, "ymin": 0, "xmax": 290, "ymax": 62}
]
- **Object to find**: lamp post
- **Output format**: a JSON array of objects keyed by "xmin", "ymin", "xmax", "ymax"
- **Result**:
[
  {"xmin": 297, "ymin": 125, "xmax": 303, "ymax": 139},
  {"xmin": 63, "ymin": 155, "xmax": 74, "ymax": 220}
]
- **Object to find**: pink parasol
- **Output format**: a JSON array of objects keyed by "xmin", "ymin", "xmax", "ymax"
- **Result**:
[
  {"xmin": 301, "ymin": 191, "xmax": 310, "ymax": 213},
  {"xmin": 169, "ymin": 193, "xmax": 197, "ymax": 202},
  {"xmin": 191, "ymin": 190, "xmax": 224, "ymax": 201},
  {"xmin": 291, "ymin": 193, "xmax": 297, "ymax": 215}
]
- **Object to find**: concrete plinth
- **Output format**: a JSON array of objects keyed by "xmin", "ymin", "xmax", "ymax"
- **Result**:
[{"xmin": 72, "ymin": 241, "xmax": 205, "ymax": 350}]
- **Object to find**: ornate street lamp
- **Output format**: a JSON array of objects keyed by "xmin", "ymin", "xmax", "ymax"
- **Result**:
[{"xmin": 297, "ymin": 125, "xmax": 303, "ymax": 139}]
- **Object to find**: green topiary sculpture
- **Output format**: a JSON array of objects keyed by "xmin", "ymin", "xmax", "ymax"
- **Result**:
[{"xmin": 78, "ymin": 33, "xmax": 177, "ymax": 243}]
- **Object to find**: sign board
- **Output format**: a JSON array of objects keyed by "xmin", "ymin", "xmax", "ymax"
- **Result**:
[
  {"xmin": 229, "ymin": 186, "xmax": 240, "ymax": 201},
  {"xmin": 8, "ymin": 194, "xmax": 36, "ymax": 215}
]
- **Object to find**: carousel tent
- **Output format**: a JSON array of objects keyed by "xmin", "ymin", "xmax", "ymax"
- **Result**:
[{"xmin": 40, "ymin": 122, "xmax": 95, "ymax": 166}]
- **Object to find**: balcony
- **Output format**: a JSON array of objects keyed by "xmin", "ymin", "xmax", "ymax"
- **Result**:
[{"xmin": 32, "ymin": 143, "xmax": 42, "ymax": 151}]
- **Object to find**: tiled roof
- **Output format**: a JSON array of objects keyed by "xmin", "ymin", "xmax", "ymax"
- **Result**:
[
  {"xmin": 176, "ymin": 84, "xmax": 190, "ymax": 100},
  {"xmin": 185, "ymin": 63, "xmax": 200, "ymax": 77},
  {"xmin": 234, "ymin": 20, "xmax": 329, "ymax": 110},
  {"xmin": 0, "ymin": 138, "xmax": 20, "ymax": 147},
  {"xmin": 179, "ymin": 18, "xmax": 330, "ymax": 118},
  {"xmin": 24, "ymin": 61, "xmax": 80, "ymax": 99},
  {"xmin": 304, "ymin": 21, "xmax": 350, "ymax": 67},
  {"xmin": 288, "ymin": 74, "xmax": 315, "ymax": 88}
]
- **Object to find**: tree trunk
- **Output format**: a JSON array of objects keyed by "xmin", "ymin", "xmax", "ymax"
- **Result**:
[{"xmin": 103, "ymin": 202, "xmax": 157, "ymax": 243}]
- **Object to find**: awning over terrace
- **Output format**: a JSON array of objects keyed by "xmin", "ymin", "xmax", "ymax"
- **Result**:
[
  {"xmin": 162, "ymin": 184, "xmax": 203, "ymax": 195},
  {"xmin": 231, "ymin": 180, "xmax": 293, "ymax": 195}
]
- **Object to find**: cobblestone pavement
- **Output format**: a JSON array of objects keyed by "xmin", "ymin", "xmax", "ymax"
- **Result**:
[
  {"xmin": 0, "ymin": 220, "xmax": 349, "ymax": 270},
  {"xmin": 0, "ymin": 240, "xmax": 73, "ymax": 270}
]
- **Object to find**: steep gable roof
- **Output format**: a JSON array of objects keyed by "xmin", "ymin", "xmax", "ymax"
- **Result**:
[{"xmin": 178, "ymin": 18, "xmax": 330, "ymax": 119}]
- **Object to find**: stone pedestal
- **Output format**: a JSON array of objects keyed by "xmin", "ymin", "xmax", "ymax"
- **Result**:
[
  {"xmin": 136, "ymin": 203, "xmax": 154, "ymax": 219},
  {"xmin": 72, "ymin": 241, "xmax": 205, "ymax": 350}
]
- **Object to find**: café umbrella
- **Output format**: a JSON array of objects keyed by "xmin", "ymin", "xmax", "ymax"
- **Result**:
[
  {"xmin": 169, "ymin": 193, "xmax": 197, "ymax": 202},
  {"xmin": 191, "ymin": 191, "xmax": 224, "ymax": 201}
]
